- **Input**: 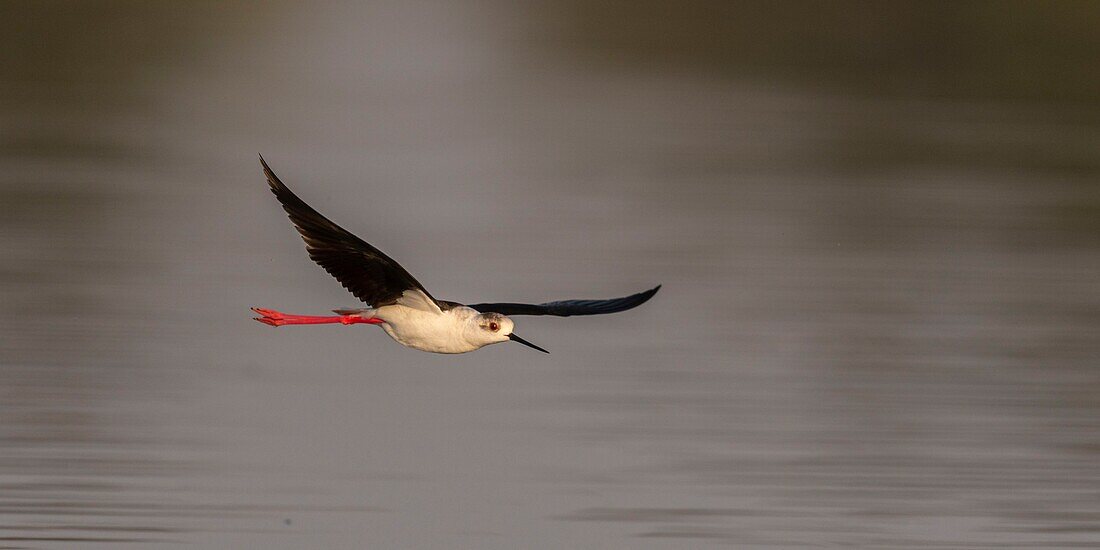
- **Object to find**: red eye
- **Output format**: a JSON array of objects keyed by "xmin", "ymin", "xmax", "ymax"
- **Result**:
[{"xmin": 489, "ymin": 322, "xmax": 500, "ymax": 332}]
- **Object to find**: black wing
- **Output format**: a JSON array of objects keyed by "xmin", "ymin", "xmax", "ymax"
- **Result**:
[
  {"xmin": 467, "ymin": 285, "xmax": 660, "ymax": 317},
  {"xmin": 260, "ymin": 155, "xmax": 437, "ymax": 308}
]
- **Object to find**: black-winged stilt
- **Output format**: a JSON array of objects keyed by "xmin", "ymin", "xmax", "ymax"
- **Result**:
[{"xmin": 252, "ymin": 156, "xmax": 659, "ymax": 354}]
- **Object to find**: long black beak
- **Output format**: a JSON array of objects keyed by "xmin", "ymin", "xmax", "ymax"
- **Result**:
[{"xmin": 509, "ymin": 333, "xmax": 549, "ymax": 354}]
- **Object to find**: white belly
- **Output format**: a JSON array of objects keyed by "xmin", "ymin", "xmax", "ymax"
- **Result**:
[{"xmin": 372, "ymin": 305, "xmax": 477, "ymax": 354}]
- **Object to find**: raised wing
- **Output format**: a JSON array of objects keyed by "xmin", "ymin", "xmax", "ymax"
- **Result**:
[
  {"xmin": 467, "ymin": 285, "xmax": 660, "ymax": 317},
  {"xmin": 261, "ymin": 155, "xmax": 438, "ymax": 309}
]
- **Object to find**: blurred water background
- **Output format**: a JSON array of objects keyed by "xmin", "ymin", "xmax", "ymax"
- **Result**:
[{"xmin": 1, "ymin": 1, "xmax": 1099, "ymax": 548}]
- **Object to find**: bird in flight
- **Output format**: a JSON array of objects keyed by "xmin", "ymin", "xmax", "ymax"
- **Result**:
[{"xmin": 252, "ymin": 156, "xmax": 660, "ymax": 354}]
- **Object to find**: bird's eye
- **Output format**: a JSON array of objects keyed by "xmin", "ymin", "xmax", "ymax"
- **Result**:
[{"xmin": 489, "ymin": 322, "xmax": 500, "ymax": 332}]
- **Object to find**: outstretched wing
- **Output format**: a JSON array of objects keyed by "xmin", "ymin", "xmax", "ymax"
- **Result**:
[
  {"xmin": 261, "ymin": 155, "xmax": 438, "ymax": 309},
  {"xmin": 467, "ymin": 285, "xmax": 660, "ymax": 317}
]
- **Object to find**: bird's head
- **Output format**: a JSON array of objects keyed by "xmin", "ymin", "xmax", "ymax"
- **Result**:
[{"xmin": 465, "ymin": 312, "xmax": 548, "ymax": 353}]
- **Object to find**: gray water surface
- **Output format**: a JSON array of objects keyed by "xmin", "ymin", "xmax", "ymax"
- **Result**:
[{"xmin": 1, "ymin": 2, "xmax": 1099, "ymax": 548}]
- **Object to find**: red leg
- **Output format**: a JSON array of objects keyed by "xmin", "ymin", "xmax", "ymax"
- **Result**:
[{"xmin": 252, "ymin": 307, "xmax": 383, "ymax": 327}]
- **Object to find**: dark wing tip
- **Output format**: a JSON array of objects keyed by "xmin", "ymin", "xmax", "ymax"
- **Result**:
[
  {"xmin": 647, "ymin": 284, "xmax": 661, "ymax": 299},
  {"xmin": 258, "ymin": 153, "xmax": 271, "ymax": 178},
  {"xmin": 257, "ymin": 155, "xmax": 327, "ymax": 230},
  {"xmin": 258, "ymin": 153, "xmax": 290, "ymax": 196}
]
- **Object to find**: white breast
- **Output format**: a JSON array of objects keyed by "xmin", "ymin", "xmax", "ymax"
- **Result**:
[{"xmin": 372, "ymin": 304, "xmax": 478, "ymax": 354}]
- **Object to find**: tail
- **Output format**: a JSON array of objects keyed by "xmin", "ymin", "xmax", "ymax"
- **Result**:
[{"xmin": 251, "ymin": 307, "xmax": 383, "ymax": 327}]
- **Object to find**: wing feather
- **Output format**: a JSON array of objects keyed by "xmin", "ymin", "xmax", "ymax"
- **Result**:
[
  {"xmin": 467, "ymin": 285, "xmax": 660, "ymax": 317},
  {"xmin": 260, "ymin": 155, "xmax": 437, "ymax": 308}
]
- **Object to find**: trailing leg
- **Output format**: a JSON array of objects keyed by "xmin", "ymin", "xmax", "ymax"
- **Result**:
[{"xmin": 251, "ymin": 307, "xmax": 383, "ymax": 327}]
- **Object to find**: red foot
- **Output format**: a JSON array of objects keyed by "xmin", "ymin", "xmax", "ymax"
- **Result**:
[{"xmin": 251, "ymin": 307, "xmax": 383, "ymax": 327}]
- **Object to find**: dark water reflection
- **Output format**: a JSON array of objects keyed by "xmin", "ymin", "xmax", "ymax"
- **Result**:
[{"xmin": 1, "ymin": 2, "xmax": 1098, "ymax": 548}]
